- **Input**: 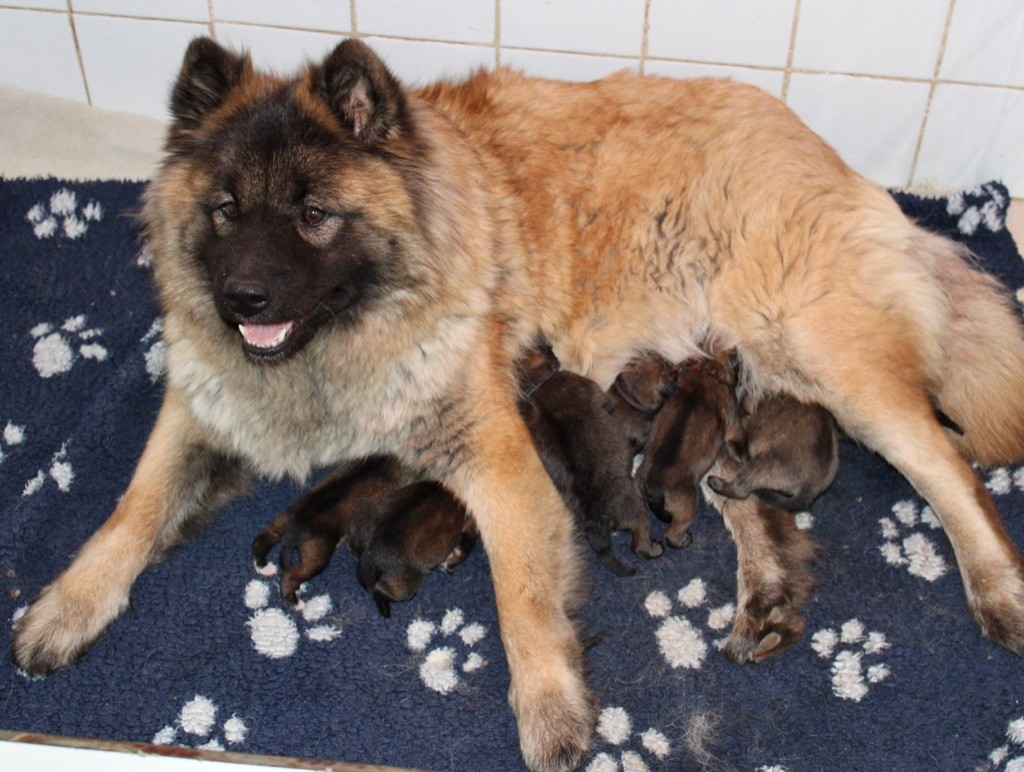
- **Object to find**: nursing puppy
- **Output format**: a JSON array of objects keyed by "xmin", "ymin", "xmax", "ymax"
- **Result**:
[
  {"xmin": 14, "ymin": 37, "xmax": 1024, "ymax": 772},
  {"xmin": 707, "ymin": 394, "xmax": 839, "ymax": 511},
  {"xmin": 604, "ymin": 355, "xmax": 677, "ymax": 453},
  {"xmin": 638, "ymin": 353, "xmax": 744, "ymax": 548},
  {"xmin": 252, "ymin": 456, "xmax": 474, "ymax": 615},
  {"xmin": 517, "ymin": 343, "xmax": 663, "ymax": 576}
]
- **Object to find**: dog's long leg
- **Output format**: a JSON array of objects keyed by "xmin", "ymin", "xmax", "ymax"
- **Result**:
[
  {"xmin": 443, "ymin": 404, "xmax": 595, "ymax": 772},
  {"xmin": 849, "ymin": 388, "xmax": 1024, "ymax": 652},
  {"xmin": 12, "ymin": 389, "xmax": 247, "ymax": 674}
]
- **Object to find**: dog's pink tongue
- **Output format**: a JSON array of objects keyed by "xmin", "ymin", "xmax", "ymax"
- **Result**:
[{"xmin": 238, "ymin": 321, "xmax": 292, "ymax": 349}]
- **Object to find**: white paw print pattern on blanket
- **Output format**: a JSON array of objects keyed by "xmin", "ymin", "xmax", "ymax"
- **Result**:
[
  {"xmin": 141, "ymin": 317, "xmax": 167, "ymax": 383},
  {"xmin": 244, "ymin": 578, "xmax": 342, "ymax": 659},
  {"xmin": 644, "ymin": 578, "xmax": 736, "ymax": 669},
  {"xmin": 406, "ymin": 608, "xmax": 488, "ymax": 694},
  {"xmin": 152, "ymin": 694, "xmax": 248, "ymax": 751},
  {"xmin": 878, "ymin": 500, "xmax": 948, "ymax": 581},
  {"xmin": 30, "ymin": 315, "xmax": 107, "ymax": 378},
  {"xmin": 585, "ymin": 706, "xmax": 672, "ymax": 771},
  {"xmin": 986, "ymin": 715, "xmax": 1024, "ymax": 770},
  {"xmin": 984, "ymin": 466, "xmax": 1024, "ymax": 497},
  {"xmin": 21, "ymin": 441, "xmax": 73, "ymax": 497},
  {"xmin": 0, "ymin": 421, "xmax": 26, "ymax": 467},
  {"xmin": 25, "ymin": 188, "xmax": 102, "ymax": 240},
  {"xmin": 946, "ymin": 183, "xmax": 1005, "ymax": 236},
  {"xmin": 810, "ymin": 619, "xmax": 891, "ymax": 702}
]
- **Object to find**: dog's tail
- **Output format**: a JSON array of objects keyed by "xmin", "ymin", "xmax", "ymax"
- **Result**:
[{"xmin": 920, "ymin": 231, "xmax": 1024, "ymax": 466}]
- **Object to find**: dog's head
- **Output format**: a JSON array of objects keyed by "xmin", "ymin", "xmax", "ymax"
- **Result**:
[{"xmin": 148, "ymin": 38, "xmax": 429, "ymax": 362}]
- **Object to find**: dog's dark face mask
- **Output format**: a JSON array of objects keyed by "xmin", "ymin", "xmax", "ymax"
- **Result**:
[{"xmin": 164, "ymin": 37, "xmax": 420, "ymax": 363}]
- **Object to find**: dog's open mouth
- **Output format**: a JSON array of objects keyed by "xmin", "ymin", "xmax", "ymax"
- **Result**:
[{"xmin": 238, "ymin": 320, "xmax": 299, "ymax": 359}]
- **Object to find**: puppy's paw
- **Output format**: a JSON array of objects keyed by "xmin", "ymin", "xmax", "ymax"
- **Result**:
[
  {"xmin": 722, "ymin": 592, "xmax": 805, "ymax": 664},
  {"xmin": 12, "ymin": 578, "xmax": 128, "ymax": 676},
  {"xmin": 514, "ymin": 679, "xmax": 596, "ymax": 772}
]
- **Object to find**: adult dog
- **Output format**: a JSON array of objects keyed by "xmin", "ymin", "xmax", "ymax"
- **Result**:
[{"xmin": 13, "ymin": 37, "xmax": 1024, "ymax": 771}]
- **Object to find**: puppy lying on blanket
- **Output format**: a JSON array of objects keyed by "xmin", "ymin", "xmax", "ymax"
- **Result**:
[
  {"xmin": 603, "ymin": 355, "xmax": 678, "ymax": 453},
  {"xmin": 517, "ymin": 343, "xmax": 663, "ymax": 575},
  {"xmin": 252, "ymin": 456, "xmax": 474, "ymax": 616},
  {"xmin": 708, "ymin": 394, "xmax": 839, "ymax": 512}
]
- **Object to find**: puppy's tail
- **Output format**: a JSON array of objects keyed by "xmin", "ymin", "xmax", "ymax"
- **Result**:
[{"xmin": 921, "ymin": 232, "xmax": 1024, "ymax": 466}]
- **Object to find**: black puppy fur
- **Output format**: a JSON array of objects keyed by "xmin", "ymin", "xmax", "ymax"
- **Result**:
[
  {"xmin": 251, "ymin": 456, "xmax": 474, "ymax": 615},
  {"xmin": 707, "ymin": 394, "xmax": 839, "ymax": 512},
  {"xmin": 517, "ymin": 343, "xmax": 663, "ymax": 576},
  {"xmin": 603, "ymin": 355, "xmax": 678, "ymax": 453}
]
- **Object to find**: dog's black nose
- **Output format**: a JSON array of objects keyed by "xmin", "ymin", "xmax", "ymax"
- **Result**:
[{"xmin": 223, "ymin": 279, "xmax": 270, "ymax": 318}]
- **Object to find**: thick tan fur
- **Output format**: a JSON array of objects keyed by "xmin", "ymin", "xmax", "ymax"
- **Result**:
[{"xmin": 13, "ymin": 41, "xmax": 1024, "ymax": 772}]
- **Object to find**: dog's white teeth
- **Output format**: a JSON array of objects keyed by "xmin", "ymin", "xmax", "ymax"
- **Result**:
[{"xmin": 238, "ymin": 321, "xmax": 293, "ymax": 349}]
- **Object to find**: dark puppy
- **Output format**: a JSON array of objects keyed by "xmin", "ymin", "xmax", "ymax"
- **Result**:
[
  {"xmin": 604, "ymin": 355, "xmax": 678, "ymax": 453},
  {"xmin": 707, "ymin": 394, "xmax": 839, "ymax": 512},
  {"xmin": 517, "ymin": 344, "xmax": 663, "ymax": 576},
  {"xmin": 252, "ymin": 456, "xmax": 474, "ymax": 615},
  {"xmin": 638, "ymin": 352, "xmax": 744, "ymax": 549}
]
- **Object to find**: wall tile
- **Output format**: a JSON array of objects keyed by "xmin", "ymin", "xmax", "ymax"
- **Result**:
[
  {"xmin": 940, "ymin": 0, "xmax": 1024, "ymax": 87},
  {"xmin": 501, "ymin": 0, "xmax": 644, "ymax": 57},
  {"xmin": 215, "ymin": 24, "xmax": 341, "ymax": 74},
  {"xmin": 72, "ymin": 0, "xmax": 209, "ymax": 23},
  {"xmin": 8, "ymin": 1, "xmax": 65, "ymax": 9},
  {"xmin": 793, "ymin": 0, "xmax": 947, "ymax": 79},
  {"xmin": 75, "ymin": 15, "xmax": 206, "ymax": 120},
  {"xmin": 647, "ymin": 0, "xmax": 795, "ymax": 68},
  {"xmin": 0, "ymin": 8, "xmax": 87, "ymax": 102},
  {"xmin": 644, "ymin": 59, "xmax": 785, "ymax": 97},
  {"xmin": 357, "ymin": 0, "xmax": 493, "ymax": 45},
  {"xmin": 786, "ymin": 72, "xmax": 930, "ymax": 187},
  {"xmin": 501, "ymin": 48, "xmax": 635, "ymax": 82},
  {"xmin": 915, "ymin": 84, "xmax": 1024, "ymax": 193},
  {"xmin": 212, "ymin": 0, "xmax": 349, "ymax": 33},
  {"xmin": 363, "ymin": 37, "xmax": 494, "ymax": 86}
]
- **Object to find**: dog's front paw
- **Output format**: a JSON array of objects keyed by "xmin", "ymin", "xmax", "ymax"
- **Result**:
[
  {"xmin": 514, "ymin": 678, "xmax": 596, "ymax": 772},
  {"xmin": 12, "ymin": 578, "xmax": 128, "ymax": 675},
  {"xmin": 722, "ymin": 589, "xmax": 805, "ymax": 664}
]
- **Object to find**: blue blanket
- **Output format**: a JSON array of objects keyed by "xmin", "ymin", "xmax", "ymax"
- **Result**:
[{"xmin": 2, "ymin": 177, "xmax": 1023, "ymax": 770}]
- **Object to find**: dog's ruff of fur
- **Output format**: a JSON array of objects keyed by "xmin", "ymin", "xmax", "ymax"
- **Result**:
[{"xmin": 12, "ymin": 37, "xmax": 1024, "ymax": 772}]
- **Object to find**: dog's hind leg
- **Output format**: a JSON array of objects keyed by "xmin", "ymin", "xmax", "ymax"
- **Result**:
[
  {"xmin": 793, "ymin": 317, "xmax": 1024, "ymax": 652},
  {"xmin": 12, "ymin": 389, "xmax": 248, "ymax": 674}
]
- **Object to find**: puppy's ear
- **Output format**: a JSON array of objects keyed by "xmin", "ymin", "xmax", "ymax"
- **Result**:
[
  {"xmin": 170, "ymin": 37, "xmax": 251, "ymax": 131},
  {"xmin": 310, "ymin": 39, "xmax": 406, "ymax": 144}
]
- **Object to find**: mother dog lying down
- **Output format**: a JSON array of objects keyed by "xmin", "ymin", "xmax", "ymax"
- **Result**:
[{"xmin": 13, "ymin": 37, "xmax": 1024, "ymax": 771}]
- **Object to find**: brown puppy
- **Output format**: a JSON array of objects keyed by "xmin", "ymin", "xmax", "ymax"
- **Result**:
[
  {"xmin": 252, "ymin": 456, "xmax": 474, "ymax": 616},
  {"xmin": 707, "ymin": 394, "xmax": 839, "ymax": 511},
  {"xmin": 517, "ymin": 344, "xmax": 663, "ymax": 576},
  {"xmin": 16, "ymin": 38, "xmax": 1024, "ymax": 771},
  {"xmin": 638, "ymin": 353, "xmax": 744, "ymax": 548},
  {"xmin": 604, "ymin": 355, "xmax": 678, "ymax": 453}
]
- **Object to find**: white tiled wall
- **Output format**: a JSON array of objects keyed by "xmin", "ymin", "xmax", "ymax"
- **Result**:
[{"xmin": 1, "ymin": 0, "xmax": 1022, "ymax": 193}]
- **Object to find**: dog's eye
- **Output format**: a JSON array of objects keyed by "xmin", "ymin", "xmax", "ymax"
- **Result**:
[
  {"xmin": 218, "ymin": 201, "xmax": 239, "ymax": 221},
  {"xmin": 302, "ymin": 206, "xmax": 327, "ymax": 227}
]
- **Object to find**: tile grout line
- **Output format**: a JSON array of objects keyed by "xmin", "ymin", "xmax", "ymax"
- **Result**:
[
  {"xmin": 780, "ymin": 0, "xmax": 802, "ymax": 102},
  {"xmin": 907, "ymin": 0, "xmax": 957, "ymax": 188},
  {"xmin": 494, "ymin": 0, "xmax": 500, "ymax": 69},
  {"xmin": 65, "ymin": 0, "xmax": 91, "ymax": 107},
  {"xmin": 206, "ymin": 0, "xmax": 214, "ymax": 38},
  {"xmin": 639, "ymin": 0, "xmax": 651, "ymax": 76},
  {"xmin": 349, "ymin": 0, "xmax": 357, "ymax": 36}
]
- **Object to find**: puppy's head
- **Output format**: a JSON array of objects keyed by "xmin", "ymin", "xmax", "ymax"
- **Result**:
[{"xmin": 147, "ymin": 38, "xmax": 430, "ymax": 362}]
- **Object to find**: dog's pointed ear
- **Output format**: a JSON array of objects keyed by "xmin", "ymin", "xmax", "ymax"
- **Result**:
[
  {"xmin": 170, "ymin": 37, "xmax": 251, "ymax": 130},
  {"xmin": 310, "ymin": 39, "xmax": 405, "ymax": 144}
]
